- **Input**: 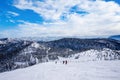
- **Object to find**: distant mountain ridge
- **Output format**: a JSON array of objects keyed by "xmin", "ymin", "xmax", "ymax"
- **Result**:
[
  {"xmin": 0, "ymin": 38, "xmax": 120, "ymax": 73},
  {"xmin": 109, "ymin": 35, "xmax": 120, "ymax": 40}
]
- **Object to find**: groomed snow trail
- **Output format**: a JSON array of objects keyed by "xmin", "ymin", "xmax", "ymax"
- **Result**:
[{"xmin": 0, "ymin": 60, "xmax": 120, "ymax": 80}]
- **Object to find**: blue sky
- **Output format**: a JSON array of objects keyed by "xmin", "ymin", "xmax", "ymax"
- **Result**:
[
  {"xmin": 0, "ymin": 0, "xmax": 44, "ymax": 30},
  {"xmin": 0, "ymin": 0, "xmax": 120, "ymax": 38}
]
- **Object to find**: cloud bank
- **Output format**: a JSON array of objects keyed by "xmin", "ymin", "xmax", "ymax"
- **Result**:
[{"xmin": 1, "ymin": 0, "xmax": 120, "ymax": 38}]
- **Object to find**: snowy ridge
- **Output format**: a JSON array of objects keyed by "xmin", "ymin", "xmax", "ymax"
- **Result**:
[
  {"xmin": 20, "ymin": 42, "xmax": 45, "ymax": 54},
  {"xmin": 0, "ymin": 38, "xmax": 16, "ymax": 43},
  {"xmin": 13, "ymin": 42, "xmax": 46, "ymax": 66},
  {"xmin": 57, "ymin": 48, "xmax": 120, "ymax": 62},
  {"xmin": 0, "ymin": 41, "xmax": 5, "ymax": 44},
  {"xmin": 72, "ymin": 48, "xmax": 119, "ymax": 61}
]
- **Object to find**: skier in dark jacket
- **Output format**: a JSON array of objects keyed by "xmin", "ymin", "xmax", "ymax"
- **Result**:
[
  {"xmin": 63, "ymin": 60, "xmax": 68, "ymax": 64},
  {"xmin": 65, "ymin": 60, "xmax": 68, "ymax": 64}
]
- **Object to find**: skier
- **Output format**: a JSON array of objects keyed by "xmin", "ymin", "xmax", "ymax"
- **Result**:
[
  {"xmin": 63, "ymin": 61, "xmax": 65, "ymax": 64},
  {"xmin": 65, "ymin": 60, "xmax": 68, "ymax": 65},
  {"xmin": 55, "ymin": 61, "xmax": 57, "ymax": 64}
]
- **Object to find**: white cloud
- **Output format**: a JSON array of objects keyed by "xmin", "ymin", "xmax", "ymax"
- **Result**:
[
  {"xmin": 9, "ymin": 19, "xmax": 15, "ymax": 23},
  {"xmin": 8, "ymin": 11, "xmax": 19, "ymax": 16},
  {"xmin": 1, "ymin": 0, "xmax": 120, "ymax": 38}
]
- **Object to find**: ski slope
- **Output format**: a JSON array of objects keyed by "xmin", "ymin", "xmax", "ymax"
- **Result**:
[{"xmin": 0, "ymin": 60, "xmax": 120, "ymax": 80}]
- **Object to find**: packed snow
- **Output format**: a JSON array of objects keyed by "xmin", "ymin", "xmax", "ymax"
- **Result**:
[{"xmin": 0, "ymin": 60, "xmax": 120, "ymax": 80}]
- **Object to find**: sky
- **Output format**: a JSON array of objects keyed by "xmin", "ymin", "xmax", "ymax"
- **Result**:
[{"xmin": 0, "ymin": 0, "xmax": 120, "ymax": 38}]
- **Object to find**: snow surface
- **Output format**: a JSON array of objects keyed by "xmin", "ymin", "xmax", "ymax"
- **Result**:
[{"xmin": 0, "ymin": 60, "xmax": 120, "ymax": 80}]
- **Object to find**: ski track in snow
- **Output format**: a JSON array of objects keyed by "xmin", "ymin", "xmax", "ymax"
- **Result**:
[{"xmin": 0, "ymin": 60, "xmax": 120, "ymax": 80}]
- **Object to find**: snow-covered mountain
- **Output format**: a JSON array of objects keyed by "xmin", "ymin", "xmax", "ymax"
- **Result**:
[
  {"xmin": 69, "ymin": 48, "xmax": 120, "ymax": 61},
  {"xmin": 0, "ymin": 38, "xmax": 120, "ymax": 73}
]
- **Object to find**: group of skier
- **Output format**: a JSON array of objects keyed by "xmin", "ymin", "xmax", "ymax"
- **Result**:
[
  {"xmin": 62, "ymin": 60, "xmax": 68, "ymax": 64},
  {"xmin": 55, "ymin": 60, "xmax": 68, "ymax": 64}
]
